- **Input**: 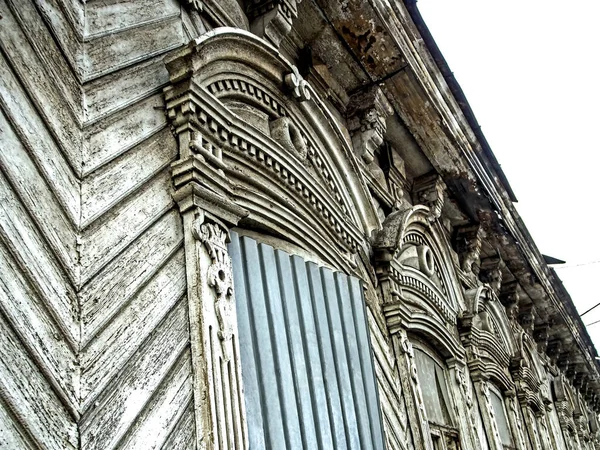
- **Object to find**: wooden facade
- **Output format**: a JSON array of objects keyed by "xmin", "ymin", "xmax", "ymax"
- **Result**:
[{"xmin": 1, "ymin": 1, "xmax": 599, "ymax": 449}]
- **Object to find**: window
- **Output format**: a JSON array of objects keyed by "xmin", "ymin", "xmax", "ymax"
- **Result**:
[
  {"xmin": 413, "ymin": 345, "xmax": 461, "ymax": 450},
  {"xmin": 230, "ymin": 232, "xmax": 386, "ymax": 449},
  {"xmin": 488, "ymin": 385, "xmax": 515, "ymax": 449}
]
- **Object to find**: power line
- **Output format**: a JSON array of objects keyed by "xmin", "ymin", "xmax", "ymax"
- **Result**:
[
  {"xmin": 581, "ymin": 302, "xmax": 600, "ymax": 318},
  {"xmin": 555, "ymin": 260, "xmax": 600, "ymax": 270}
]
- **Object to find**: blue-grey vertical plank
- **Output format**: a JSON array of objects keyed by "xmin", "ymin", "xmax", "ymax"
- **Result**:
[
  {"xmin": 349, "ymin": 276, "xmax": 386, "ymax": 449},
  {"xmin": 335, "ymin": 272, "xmax": 374, "ymax": 449},
  {"xmin": 277, "ymin": 251, "xmax": 320, "ymax": 449},
  {"xmin": 258, "ymin": 244, "xmax": 303, "ymax": 449},
  {"xmin": 291, "ymin": 256, "xmax": 335, "ymax": 450},
  {"xmin": 321, "ymin": 268, "xmax": 361, "ymax": 450},
  {"xmin": 229, "ymin": 232, "xmax": 266, "ymax": 450},
  {"xmin": 240, "ymin": 236, "xmax": 286, "ymax": 448},
  {"xmin": 231, "ymin": 235, "xmax": 386, "ymax": 450},
  {"xmin": 307, "ymin": 262, "xmax": 348, "ymax": 449}
]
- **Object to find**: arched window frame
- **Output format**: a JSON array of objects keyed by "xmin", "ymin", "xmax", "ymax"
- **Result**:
[
  {"xmin": 411, "ymin": 338, "xmax": 462, "ymax": 450},
  {"xmin": 459, "ymin": 285, "xmax": 527, "ymax": 450},
  {"xmin": 487, "ymin": 383, "xmax": 517, "ymax": 450}
]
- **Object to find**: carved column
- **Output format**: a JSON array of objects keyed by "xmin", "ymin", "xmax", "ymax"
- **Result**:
[
  {"xmin": 473, "ymin": 380, "xmax": 504, "ymax": 450},
  {"xmin": 520, "ymin": 404, "xmax": 543, "ymax": 450},
  {"xmin": 391, "ymin": 330, "xmax": 434, "ymax": 450},
  {"xmin": 166, "ymin": 69, "xmax": 249, "ymax": 450},
  {"xmin": 506, "ymin": 393, "xmax": 529, "ymax": 450},
  {"xmin": 448, "ymin": 360, "xmax": 483, "ymax": 450},
  {"xmin": 177, "ymin": 203, "xmax": 248, "ymax": 450}
]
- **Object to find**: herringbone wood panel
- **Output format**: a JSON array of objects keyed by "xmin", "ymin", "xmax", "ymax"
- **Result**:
[{"xmin": 0, "ymin": 1, "xmax": 200, "ymax": 448}]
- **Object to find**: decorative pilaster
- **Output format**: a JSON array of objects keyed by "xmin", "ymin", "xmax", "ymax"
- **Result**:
[
  {"xmin": 449, "ymin": 360, "xmax": 485, "ymax": 450},
  {"xmin": 166, "ymin": 64, "xmax": 250, "ymax": 449},
  {"xmin": 180, "ymin": 205, "xmax": 248, "ymax": 450},
  {"xmin": 391, "ymin": 330, "xmax": 434, "ymax": 450},
  {"xmin": 522, "ymin": 406, "xmax": 543, "ymax": 450},
  {"xmin": 507, "ymin": 394, "xmax": 529, "ymax": 450},
  {"xmin": 475, "ymin": 380, "xmax": 504, "ymax": 450}
]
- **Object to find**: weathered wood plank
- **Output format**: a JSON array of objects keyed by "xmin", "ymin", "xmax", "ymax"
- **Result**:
[
  {"xmin": 33, "ymin": 0, "xmax": 83, "ymax": 76},
  {"xmin": 0, "ymin": 242, "xmax": 79, "ymax": 411},
  {"xmin": 83, "ymin": 56, "xmax": 170, "ymax": 124},
  {"xmin": 79, "ymin": 170, "xmax": 174, "ymax": 283},
  {"xmin": 116, "ymin": 350, "xmax": 193, "ymax": 450},
  {"xmin": 7, "ymin": 0, "xmax": 81, "ymax": 118},
  {"xmin": 368, "ymin": 308, "xmax": 413, "ymax": 449},
  {"xmin": 0, "ymin": 313, "xmax": 78, "ymax": 450},
  {"xmin": 80, "ymin": 299, "xmax": 190, "ymax": 450},
  {"xmin": 0, "ymin": 47, "xmax": 80, "ymax": 226},
  {"xmin": 80, "ymin": 249, "xmax": 186, "ymax": 408},
  {"xmin": 0, "ymin": 171, "xmax": 79, "ymax": 345},
  {"xmin": 0, "ymin": 110, "xmax": 78, "ymax": 278},
  {"xmin": 0, "ymin": 1, "xmax": 82, "ymax": 174},
  {"xmin": 81, "ymin": 128, "xmax": 177, "ymax": 226},
  {"xmin": 160, "ymin": 401, "xmax": 196, "ymax": 450},
  {"xmin": 84, "ymin": 93, "xmax": 168, "ymax": 175},
  {"xmin": 83, "ymin": 16, "xmax": 183, "ymax": 81},
  {"xmin": 85, "ymin": 0, "xmax": 180, "ymax": 38},
  {"xmin": 80, "ymin": 210, "xmax": 183, "ymax": 346},
  {"xmin": 0, "ymin": 397, "xmax": 38, "ymax": 450},
  {"xmin": 55, "ymin": 0, "xmax": 85, "ymax": 37}
]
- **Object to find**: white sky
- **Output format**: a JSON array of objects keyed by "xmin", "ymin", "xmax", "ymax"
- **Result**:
[{"xmin": 417, "ymin": 1, "xmax": 600, "ymax": 346}]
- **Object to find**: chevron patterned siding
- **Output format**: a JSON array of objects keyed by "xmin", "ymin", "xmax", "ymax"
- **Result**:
[{"xmin": 0, "ymin": 0, "xmax": 200, "ymax": 448}]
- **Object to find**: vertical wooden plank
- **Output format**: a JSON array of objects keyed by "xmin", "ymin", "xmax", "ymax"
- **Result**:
[
  {"xmin": 239, "ymin": 236, "xmax": 286, "ymax": 448},
  {"xmin": 321, "ymin": 268, "xmax": 360, "ymax": 449},
  {"xmin": 276, "ymin": 250, "xmax": 320, "ymax": 449},
  {"xmin": 229, "ymin": 232, "xmax": 266, "ymax": 450},
  {"xmin": 349, "ymin": 277, "xmax": 386, "ymax": 449},
  {"xmin": 335, "ymin": 272, "xmax": 374, "ymax": 449},
  {"xmin": 307, "ymin": 262, "xmax": 348, "ymax": 449},
  {"xmin": 291, "ymin": 255, "xmax": 335, "ymax": 449},
  {"xmin": 259, "ymin": 243, "xmax": 303, "ymax": 449}
]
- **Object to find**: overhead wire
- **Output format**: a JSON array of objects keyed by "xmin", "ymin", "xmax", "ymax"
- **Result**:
[{"xmin": 555, "ymin": 260, "xmax": 600, "ymax": 270}]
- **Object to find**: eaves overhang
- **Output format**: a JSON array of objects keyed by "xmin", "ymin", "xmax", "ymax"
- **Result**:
[{"xmin": 307, "ymin": 0, "xmax": 600, "ymax": 406}]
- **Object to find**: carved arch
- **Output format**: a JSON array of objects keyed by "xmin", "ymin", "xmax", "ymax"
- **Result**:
[
  {"xmin": 462, "ymin": 286, "xmax": 516, "ymax": 362},
  {"xmin": 375, "ymin": 205, "xmax": 464, "ymax": 325},
  {"xmin": 165, "ymin": 28, "xmax": 379, "ymax": 270},
  {"xmin": 509, "ymin": 335, "xmax": 546, "ymax": 412}
]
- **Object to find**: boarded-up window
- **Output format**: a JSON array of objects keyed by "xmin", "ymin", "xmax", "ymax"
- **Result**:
[{"xmin": 229, "ymin": 233, "xmax": 385, "ymax": 450}]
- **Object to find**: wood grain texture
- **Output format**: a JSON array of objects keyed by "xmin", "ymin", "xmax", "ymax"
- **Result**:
[
  {"xmin": 368, "ymin": 310, "xmax": 414, "ymax": 450},
  {"xmin": 0, "ymin": 1, "xmax": 193, "ymax": 448}
]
